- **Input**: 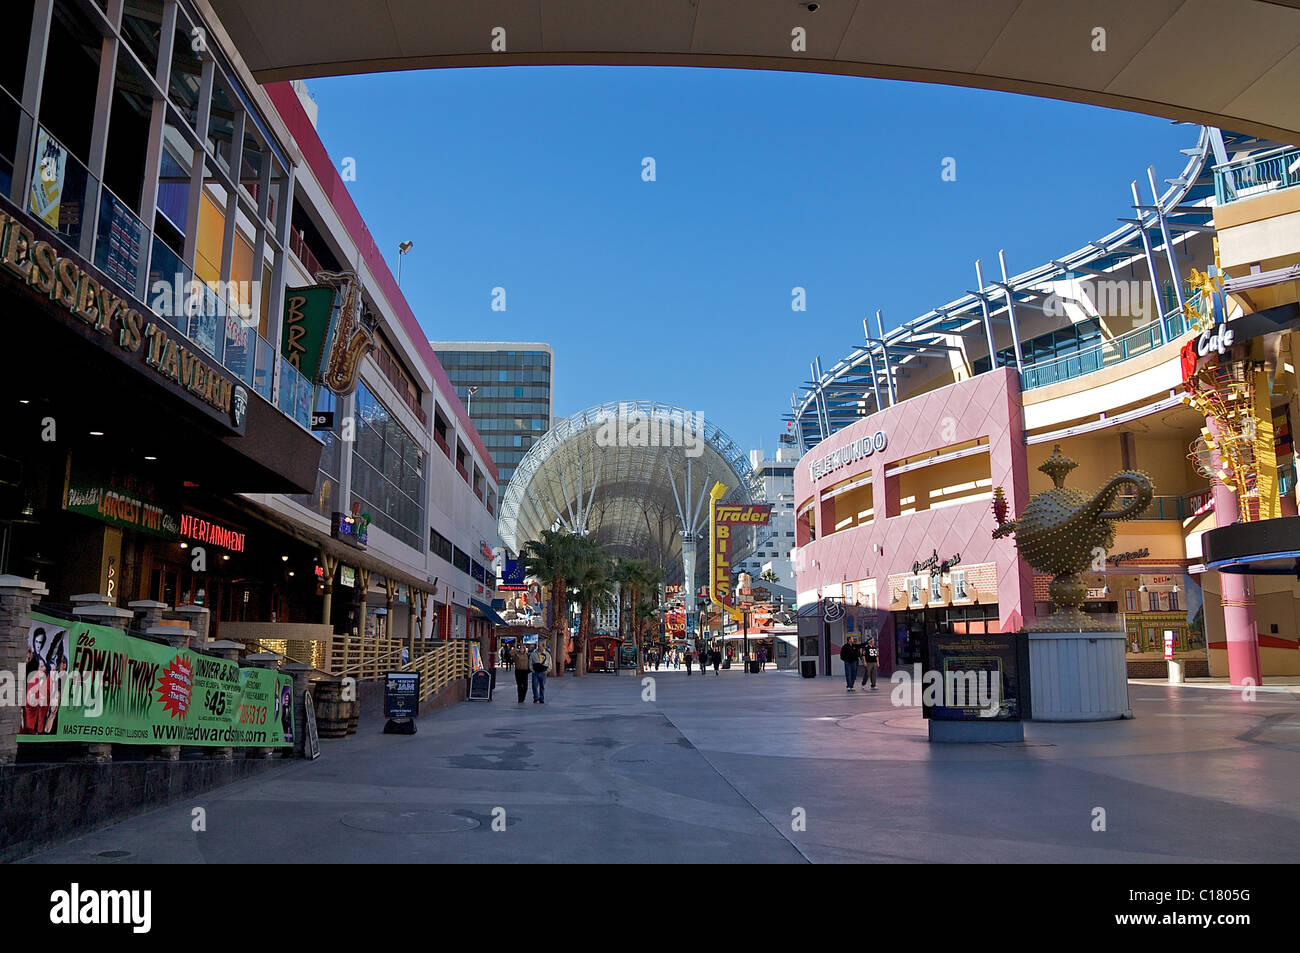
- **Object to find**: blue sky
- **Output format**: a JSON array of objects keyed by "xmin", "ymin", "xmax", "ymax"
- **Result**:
[{"xmin": 307, "ymin": 65, "xmax": 1192, "ymax": 455}]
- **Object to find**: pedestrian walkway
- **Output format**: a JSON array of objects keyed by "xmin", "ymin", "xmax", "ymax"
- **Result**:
[{"xmin": 20, "ymin": 670, "xmax": 1300, "ymax": 864}]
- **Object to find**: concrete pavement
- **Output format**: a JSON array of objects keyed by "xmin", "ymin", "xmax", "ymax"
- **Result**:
[{"xmin": 19, "ymin": 666, "xmax": 1300, "ymax": 863}]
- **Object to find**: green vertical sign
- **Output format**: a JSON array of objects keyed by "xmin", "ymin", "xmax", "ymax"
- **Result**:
[{"xmin": 281, "ymin": 285, "xmax": 336, "ymax": 382}]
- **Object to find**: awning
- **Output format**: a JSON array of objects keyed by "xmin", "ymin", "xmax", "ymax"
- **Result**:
[{"xmin": 471, "ymin": 598, "xmax": 508, "ymax": 627}]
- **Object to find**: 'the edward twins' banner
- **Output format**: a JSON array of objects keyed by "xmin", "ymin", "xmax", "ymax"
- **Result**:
[{"xmin": 17, "ymin": 613, "xmax": 294, "ymax": 747}]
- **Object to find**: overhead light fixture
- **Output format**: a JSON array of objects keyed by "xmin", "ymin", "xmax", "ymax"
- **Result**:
[
  {"xmin": 18, "ymin": 399, "xmax": 29, "ymax": 405},
  {"xmin": 89, "ymin": 431, "xmax": 104, "ymax": 437},
  {"xmin": 281, "ymin": 555, "xmax": 289, "ymax": 562},
  {"xmin": 179, "ymin": 542, "xmax": 188, "ymax": 549},
  {"xmin": 222, "ymin": 554, "xmax": 230, "ymax": 561},
  {"xmin": 144, "ymin": 455, "xmax": 157, "ymax": 461},
  {"xmin": 1138, "ymin": 583, "xmax": 1147, "ymax": 593},
  {"xmin": 288, "ymin": 571, "xmax": 295, "ymax": 577}
]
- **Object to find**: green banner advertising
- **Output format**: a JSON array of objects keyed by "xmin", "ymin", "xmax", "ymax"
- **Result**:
[
  {"xmin": 18, "ymin": 613, "xmax": 294, "ymax": 748},
  {"xmin": 281, "ymin": 285, "xmax": 336, "ymax": 382},
  {"xmin": 63, "ymin": 461, "xmax": 180, "ymax": 540}
]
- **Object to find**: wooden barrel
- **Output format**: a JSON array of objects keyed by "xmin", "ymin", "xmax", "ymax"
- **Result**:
[
  {"xmin": 346, "ymin": 696, "xmax": 359, "ymax": 734},
  {"xmin": 312, "ymin": 680, "xmax": 349, "ymax": 738}
]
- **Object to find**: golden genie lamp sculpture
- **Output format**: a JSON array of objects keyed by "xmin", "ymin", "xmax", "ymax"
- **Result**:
[{"xmin": 992, "ymin": 445, "xmax": 1154, "ymax": 632}]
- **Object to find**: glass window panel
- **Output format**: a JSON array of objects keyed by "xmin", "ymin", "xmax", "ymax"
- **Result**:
[
  {"xmin": 167, "ymin": 11, "xmax": 201, "ymax": 128},
  {"xmin": 121, "ymin": 0, "xmax": 164, "ymax": 77},
  {"xmin": 206, "ymin": 73, "xmax": 237, "ymax": 171}
]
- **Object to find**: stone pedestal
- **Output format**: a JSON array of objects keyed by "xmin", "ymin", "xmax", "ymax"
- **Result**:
[
  {"xmin": 174, "ymin": 604, "xmax": 211, "ymax": 647},
  {"xmin": 280, "ymin": 662, "xmax": 313, "ymax": 757},
  {"xmin": 244, "ymin": 653, "xmax": 281, "ymax": 758},
  {"xmin": 203, "ymin": 640, "xmax": 245, "ymax": 760},
  {"xmin": 928, "ymin": 720, "xmax": 1025, "ymax": 743},
  {"xmin": 146, "ymin": 626, "xmax": 195, "ymax": 761},
  {"xmin": 1027, "ymin": 630, "xmax": 1131, "ymax": 721},
  {"xmin": 0, "ymin": 576, "xmax": 48, "ymax": 764},
  {"xmin": 72, "ymin": 601, "xmax": 133, "ymax": 763},
  {"xmin": 128, "ymin": 599, "xmax": 169, "ymax": 632}
]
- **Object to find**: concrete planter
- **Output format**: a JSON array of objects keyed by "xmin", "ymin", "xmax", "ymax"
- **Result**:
[{"xmin": 1027, "ymin": 630, "xmax": 1131, "ymax": 721}]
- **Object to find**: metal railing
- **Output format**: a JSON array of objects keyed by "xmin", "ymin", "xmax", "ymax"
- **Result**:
[
  {"xmin": 1214, "ymin": 146, "xmax": 1300, "ymax": 205},
  {"xmin": 1020, "ymin": 309, "xmax": 1192, "ymax": 390}
]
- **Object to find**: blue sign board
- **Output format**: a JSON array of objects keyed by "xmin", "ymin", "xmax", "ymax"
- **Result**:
[{"xmin": 500, "ymin": 559, "xmax": 526, "ymax": 591}]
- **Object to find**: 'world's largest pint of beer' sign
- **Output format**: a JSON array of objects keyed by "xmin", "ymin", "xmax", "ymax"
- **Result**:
[{"xmin": 708, "ymin": 482, "xmax": 772, "ymax": 618}]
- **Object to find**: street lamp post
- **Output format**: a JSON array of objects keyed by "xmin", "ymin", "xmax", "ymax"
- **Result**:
[
  {"xmin": 466, "ymin": 384, "xmax": 479, "ymax": 417},
  {"xmin": 396, "ymin": 240, "xmax": 413, "ymax": 286}
]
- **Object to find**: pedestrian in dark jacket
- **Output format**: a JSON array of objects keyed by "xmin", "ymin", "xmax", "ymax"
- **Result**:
[
  {"xmin": 711, "ymin": 647, "xmax": 721, "ymax": 675},
  {"xmin": 860, "ymin": 637, "xmax": 879, "ymax": 690},
  {"xmin": 512, "ymin": 643, "xmax": 531, "ymax": 703},
  {"xmin": 685, "ymin": 650, "xmax": 693, "ymax": 675},
  {"xmin": 840, "ymin": 638, "xmax": 860, "ymax": 692}
]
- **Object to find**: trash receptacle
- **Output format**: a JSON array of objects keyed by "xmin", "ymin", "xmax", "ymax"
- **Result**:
[
  {"xmin": 800, "ymin": 659, "xmax": 816, "ymax": 678},
  {"xmin": 749, "ymin": 659, "xmax": 762, "ymax": 674}
]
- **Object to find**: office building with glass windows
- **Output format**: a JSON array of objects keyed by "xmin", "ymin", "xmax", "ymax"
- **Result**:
[{"xmin": 431, "ymin": 342, "xmax": 555, "ymax": 488}]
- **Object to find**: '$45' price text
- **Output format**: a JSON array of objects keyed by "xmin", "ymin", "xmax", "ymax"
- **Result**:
[{"xmin": 203, "ymin": 689, "xmax": 267, "ymax": 724}]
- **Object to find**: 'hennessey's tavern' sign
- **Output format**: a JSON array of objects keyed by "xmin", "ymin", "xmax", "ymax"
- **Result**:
[{"xmin": 0, "ymin": 206, "xmax": 244, "ymax": 430}]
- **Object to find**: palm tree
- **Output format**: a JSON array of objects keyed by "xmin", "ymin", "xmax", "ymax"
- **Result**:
[
  {"xmin": 522, "ymin": 529, "xmax": 581, "ymax": 676},
  {"xmin": 570, "ymin": 537, "xmax": 613, "ymax": 677},
  {"xmin": 758, "ymin": 568, "xmax": 780, "ymax": 584}
]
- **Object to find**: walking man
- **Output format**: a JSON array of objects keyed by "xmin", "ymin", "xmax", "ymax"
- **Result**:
[
  {"xmin": 529, "ymin": 640, "xmax": 551, "ymax": 703},
  {"xmin": 513, "ymin": 641, "xmax": 531, "ymax": 703},
  {"xmin": 860, "ymin": 636, "xmax": 879, "ymax": 691},
  {"xmin": 711, "ymin": 645, "xmax": 721, "ymax": 676},
  {"xmin": 840, "ymin": 637, "xmax": 860, "ymax": 692},
  {"xmin": 685, "ymin": 649, "xmax": 694, "ymax": 675}
]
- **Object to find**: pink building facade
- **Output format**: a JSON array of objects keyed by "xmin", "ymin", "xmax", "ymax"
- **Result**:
[{"xmin": 793, "ymin": 368, "xmax": 1034, "ymax": 676}]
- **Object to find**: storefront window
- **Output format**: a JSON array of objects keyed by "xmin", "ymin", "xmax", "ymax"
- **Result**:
[
  {"xmin": 352, "ymin": 382, "xmax": 426, "ymax": 551},
  {"xmin": 908, "ymin": 577, "xmax": 921, "ymax": 607},
  {"xmin": 952, "ymin": 570, "xmax": 968, "ymax": 600},
  {"xmin": 929, "ymin": 573, "xmax": 942, "ymax": 602}
]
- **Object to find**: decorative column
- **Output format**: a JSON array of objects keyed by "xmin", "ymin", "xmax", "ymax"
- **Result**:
[
  {"xmin": 145, "ymin": 625, "xmax": 197, "ymax": 762},
  {"xmin": 0, "ymin": 576, "xmax": 48, "ymax": 764},
  {"xmin": 72, "ymin": 601, "xmax": 134, "ymax": 763},
  {"xmin": 174, "ymin": 604, "xmax": 211, "ymax": 647},
  {"xmin": 384, "ymin": 576, "xmax": 397, "ymax": 660},
  {"xmin": 319, "ymin": 550, "xmax": 338, "ymax": 626},
  {"xmin": 243, "ymin": 653, "xmax": 282, "ymax": 759},
  {"xmin": 127, "ymin": 599, "xmax": 169, "ymax": 632},
  {"xmin": 279, "ymin": 662, "xmax": 313, "ymax": 757},
  {"xmin": 204, "ymin": 640, "xmax": 244, "ymax": 760},
  {"xmin": 1207, "ymin": 419, "xmax": 1262, "ymax": 685}
]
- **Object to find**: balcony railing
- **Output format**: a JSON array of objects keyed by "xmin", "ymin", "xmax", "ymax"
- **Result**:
[
  {"xmin": 1214, "ymin": 146, "xmax": 1300, "ymax": 205},
  {"xmin": 3, "ymin": 86, "xmax": 313, "ymax": 436},
  {"xmin": 1020, "ymin": 310, "xmax": 1192, "ymax": 391}
]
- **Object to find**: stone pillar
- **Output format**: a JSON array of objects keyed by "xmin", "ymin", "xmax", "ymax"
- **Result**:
[
  {"xmin": 244, "ymin": 653, "xmax": 281, "ymax": 758},
  {"xmin": 0, "ymin": 576, "xmax": 48, "ymax": 764},
  {"xmin": 174, "ymin": 604, "xmax": 211, "ymax": 647},
  {"xmin": 72, "ymin": 602, "xmax": 134, "ymax": 763},
  {"xmin": 1207, "ymin": 416, "xmax": 1262, "ymax": 686},
  {"xmin": 145, "ymin": 626, "xmax": 196, "ymax": 762},
  {"xmin": 204, "ymin": 640, "xmax": 244, "ymax": 760},
  {"xmin": 319, "ymin": 550, "xmax": 338, "ymax": 626},
  {"xmin": 280, "ymin": 662, "xmax": 312, "ymax": 757},
  {"xmin": 128, "ymin": 599, "xmax": 169, "ymax": 632}
]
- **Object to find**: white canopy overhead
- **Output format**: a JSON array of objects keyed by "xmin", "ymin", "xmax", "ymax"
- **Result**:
[{"xmin": 498, "ymin": 401, "xmax": 760, "ymax": 582}]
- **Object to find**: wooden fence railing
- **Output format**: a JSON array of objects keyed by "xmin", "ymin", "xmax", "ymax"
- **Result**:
[
  {"xmin": 326, "ymin": 634, "xmax": 471, "ymax": 703},
  {"xmin": 404, "ymin": 640, "xmax": 471, "ymax": 703}
]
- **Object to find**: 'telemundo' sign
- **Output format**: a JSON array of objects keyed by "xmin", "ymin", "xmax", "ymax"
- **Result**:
[{"xmin": 810, "ymin": 430, "xmax": 887, "ymax": 482}]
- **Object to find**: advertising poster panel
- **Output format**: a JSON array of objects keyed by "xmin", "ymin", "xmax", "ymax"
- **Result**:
[{"xmin": 18, "ymin": 613, "xmax": 293, "ymax": 747}]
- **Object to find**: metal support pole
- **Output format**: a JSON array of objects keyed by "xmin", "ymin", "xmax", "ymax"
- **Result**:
[
  {"xmin": 1148, "ymin": 166, "xmax": 1186, "ymax": 315},
  {"xmin": 874, "ymin": 310, "xmax": 897, "ymax": 406},
  {"xmin": 864, "ymin": 341, "xmax": 882, "ymax": 413},
  {"xmin": 1131, "ymin": 180, "xmax": 1168, "ymax": 342},
  {"xmin": 997, "ymin": 250, "xmax": 1026, "ymax": 373},
  {"xmin": 974, "ymin": 259, "xmax": 999, "ymax": 371}
]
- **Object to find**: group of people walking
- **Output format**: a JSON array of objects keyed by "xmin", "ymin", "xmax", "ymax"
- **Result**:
[
  {"xmin": 839, "ymin": 636, "xmax": 879, "ymax": 692},
  {"xmin": 504, "ymin": 641, "xmax": 552, "ymax": 704}
]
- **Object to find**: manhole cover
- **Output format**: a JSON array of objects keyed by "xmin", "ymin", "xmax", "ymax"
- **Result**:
[
  {"xmin": 96, "ymin": 850, "xmax": 131, "ymax": 858},
  {"xmin": 341, "ymin": 810, "xmax": 480, "ymax": 834}
]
